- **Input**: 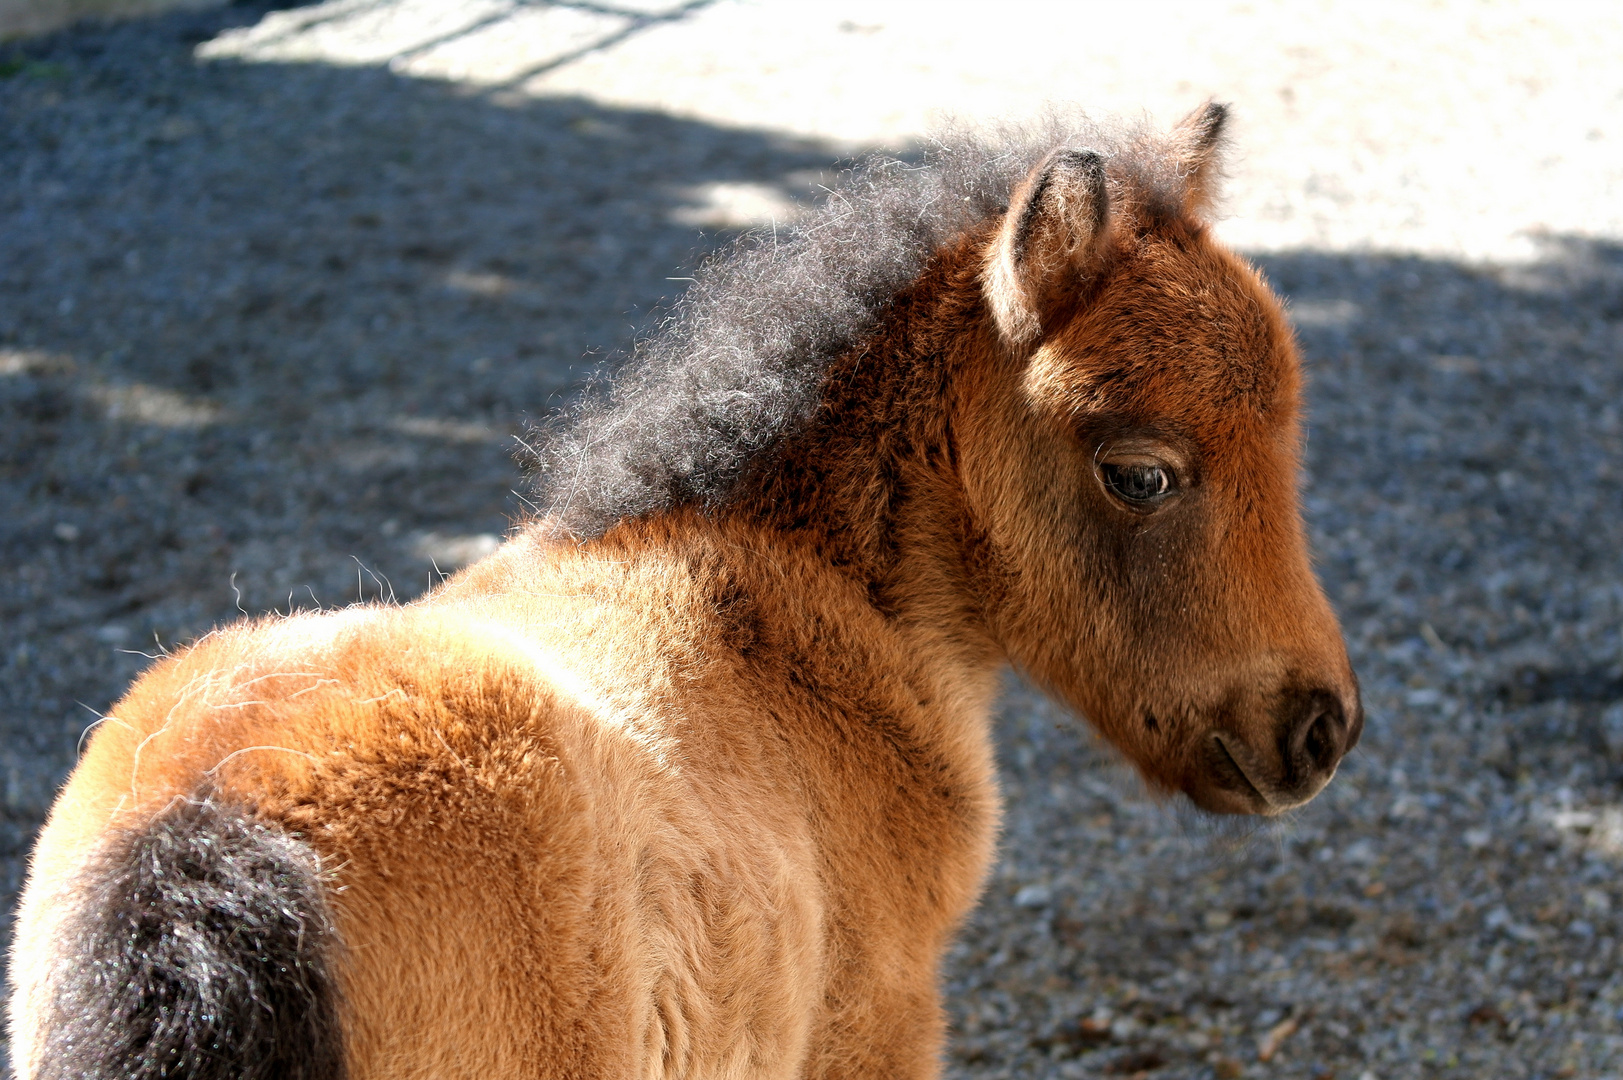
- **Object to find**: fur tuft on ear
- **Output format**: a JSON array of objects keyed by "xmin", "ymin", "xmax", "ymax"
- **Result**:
[
  {"xmin": 983, "ymin": 148, "xmax": 1110, "ymax": 347},
  {"xmin": 1169, "ymin": 100, "xmax": 1229, "ymax": 217}
]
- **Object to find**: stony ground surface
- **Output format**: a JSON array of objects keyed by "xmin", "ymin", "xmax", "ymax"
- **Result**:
[{"xmin": 2, "ymin": 3, "xmax": 1622, "ymax": 1078}]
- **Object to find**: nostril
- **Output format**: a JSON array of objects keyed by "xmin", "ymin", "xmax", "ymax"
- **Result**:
[
  {"xmin": 1302, "ymin": 708, "xmax": 1341, "ymax": 771},
  {"xmin": 1281, "ymin": 690, "xmax": 1348, "ymax": 783}
]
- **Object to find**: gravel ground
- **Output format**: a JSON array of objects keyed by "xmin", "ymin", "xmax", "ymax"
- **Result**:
[{"xmin": 3, "ymin": 4, "xmax": 1622, "ymax": 1079}]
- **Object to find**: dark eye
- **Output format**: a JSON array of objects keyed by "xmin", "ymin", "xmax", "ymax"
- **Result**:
[{"xmin": 1101, "ymin": 462, "xmax": 1173, "ymax": 505}]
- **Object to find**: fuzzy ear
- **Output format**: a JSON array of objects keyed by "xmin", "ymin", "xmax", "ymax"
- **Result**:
[
  {"xmin": 983, "ymin": 148, "xmax": 1110, "ymax": 346},
  {"xmin": 1169, "ymin": 100, "xmax": 1229, "ymax": 217}
]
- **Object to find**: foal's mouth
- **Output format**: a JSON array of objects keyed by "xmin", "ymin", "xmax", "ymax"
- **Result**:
[
  {"xmin": 1205, "ymin": 733, "xmax": 1333, "ymax": 816},
  {"xmin": 1205, "ymin": 734, "xmax": 1278, "ymax": 815}
]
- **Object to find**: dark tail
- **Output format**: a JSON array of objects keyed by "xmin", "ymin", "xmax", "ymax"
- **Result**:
[{"xmin": 41, "ymin": 798, "xmax": 346, "ymax": 1080}]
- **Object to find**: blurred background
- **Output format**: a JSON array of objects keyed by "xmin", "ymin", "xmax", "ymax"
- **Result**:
[{"xmin": 2, "ymin": 2, "xmax": 1622, "ymax": 1077}]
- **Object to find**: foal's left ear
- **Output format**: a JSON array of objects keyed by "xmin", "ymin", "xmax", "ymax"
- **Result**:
[
  {"xmin": 1169, "ymin": 100, "xmax": 1230, "ymax": 218},
  {"xmin": 984, "ymin": 148, "xmax": 1110, "ymax": 347}
]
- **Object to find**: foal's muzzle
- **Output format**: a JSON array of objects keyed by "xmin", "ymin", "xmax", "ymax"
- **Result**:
[{"xmin": 1198, "ymin": 683, "xmax": 1363, "ymax": 815}]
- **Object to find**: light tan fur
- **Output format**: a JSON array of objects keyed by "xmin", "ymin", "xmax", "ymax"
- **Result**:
[{"xmin": 15, "ymin": 520, "xmax": 1002, "ymax": 1078}]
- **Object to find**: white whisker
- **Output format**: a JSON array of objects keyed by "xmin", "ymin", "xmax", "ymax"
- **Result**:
[{"xmin": 205, "ymin": 745, "xmax": 320, "ymax": 775}]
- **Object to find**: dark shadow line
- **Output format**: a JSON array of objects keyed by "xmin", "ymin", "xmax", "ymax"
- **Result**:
[
  {"xmin": 382, "ymin": 1, "xmax": 563, "ymax": 68},
  {"xmin": 488, "ymin": 0, "xmax": 716, "ymax": 89},
  {"xmin": 210, "ymin": 0, "xmax": 679, "ymax": 63},
  {"xmin": 244, "ymin": 0, "xmax": 719, "ymax": 81},
  {"xmin": 549, "ymin": 0, "xmax": 714, "ymax": 20},
  {"xmin": 536, "ymin": 0, "xmax": 704, "ymax": 19},
  {"xmin": 225, "ymin": 0, "xmax": 399, "ymax": 51}
]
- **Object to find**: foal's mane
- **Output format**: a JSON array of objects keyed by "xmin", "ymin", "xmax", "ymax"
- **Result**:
[{"xmin": 526, "ymin": 113, "xmax": 1194, "ymax": 540}]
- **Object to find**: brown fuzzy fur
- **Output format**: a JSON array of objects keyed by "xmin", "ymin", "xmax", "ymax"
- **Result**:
[{"xmin": 9, "ymin": 105, "xmax": 1360, "ymax": 1079}]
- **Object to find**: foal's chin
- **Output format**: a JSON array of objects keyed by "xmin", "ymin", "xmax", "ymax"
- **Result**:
[
  {"xmin": 1177, "ymin": 738, "xmax": 1338, "ymax": 817},
  {"xmin": 1180, "ymin": 778, "xmax": 1328, "ymax": 818}
]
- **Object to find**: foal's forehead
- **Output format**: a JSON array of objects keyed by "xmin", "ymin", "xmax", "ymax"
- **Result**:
[{"xmin": 1041, "ymin": 222, "xmax": 1300, "ymax": 435}]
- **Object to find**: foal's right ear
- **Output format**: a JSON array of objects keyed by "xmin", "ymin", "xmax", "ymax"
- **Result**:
[{"xmin": 983, "ymin": 148, "xmax": 1110, "ymax": 347}]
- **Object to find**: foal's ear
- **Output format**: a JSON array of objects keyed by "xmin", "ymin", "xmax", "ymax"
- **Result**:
[
  {"xmin": 983, "ymin": 148, "xmax": 1110, "ymax": 347},
  {"xmin": 1170, "ymin": 99, "xmax": 1229, "ymax": 218}
]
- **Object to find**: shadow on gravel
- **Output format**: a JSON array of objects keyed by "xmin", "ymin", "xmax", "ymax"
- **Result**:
[
  {"xmin": 955, "ymin": 239, "xmax": 1623, "ymax": 1078},
  {"xmin": 1257, "ymin": 237, "xmax": 1623, "ymax": 783},
  {"xmin": 4, "ymin": 6, "xmax": 1623, "ymax": 1078},
  {"xmin": 0, "ymin": 2, "xmax": 838, "ymax": 898}
]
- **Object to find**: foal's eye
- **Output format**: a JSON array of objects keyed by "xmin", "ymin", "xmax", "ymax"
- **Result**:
[{"xmin": 1101, "ymin": 462, "xmax": 1173, "ymax": 505}]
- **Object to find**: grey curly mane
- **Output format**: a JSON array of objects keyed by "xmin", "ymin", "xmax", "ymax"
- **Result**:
[{"xmin": 525, "ymin": 113, "xmax": 1177, "ymax": 539}]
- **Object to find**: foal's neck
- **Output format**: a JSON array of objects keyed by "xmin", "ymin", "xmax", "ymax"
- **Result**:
[{"xmin": 728, "ymin": 236, "xmax": 998, "ymax": 653}]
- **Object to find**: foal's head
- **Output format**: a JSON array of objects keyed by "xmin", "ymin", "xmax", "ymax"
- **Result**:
[{"xmin": 965, "ymin": 105, "xmax": 1361, "ymax": 814}]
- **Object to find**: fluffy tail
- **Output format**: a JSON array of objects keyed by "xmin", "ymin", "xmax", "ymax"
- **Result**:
[{"xmin": 37, "ymin": 798, "xmax": 346, "ymax": 1080}]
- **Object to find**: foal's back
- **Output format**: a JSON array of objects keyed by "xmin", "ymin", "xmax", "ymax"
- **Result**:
[{"xmin": 14, "ymin": 519, "xmax": 998, "ymax": 1078}]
